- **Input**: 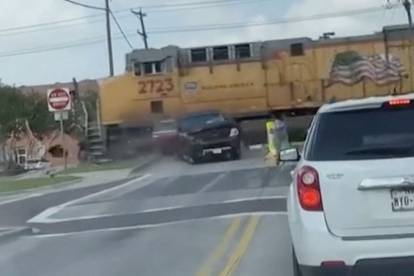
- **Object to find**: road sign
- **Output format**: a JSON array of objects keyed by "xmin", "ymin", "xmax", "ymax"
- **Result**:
[
  {"xmin": 54, "ymin": 111, "xmax": 69, "ymax": 121},
  {"xmin": 47, "ymin": 88, "xmax": 71, "ymax": 112}
]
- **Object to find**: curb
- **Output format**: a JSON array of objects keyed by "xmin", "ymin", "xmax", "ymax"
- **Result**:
[{"xmin": 129, "ymin": 154, "xmax": 161, "ymax": 176}]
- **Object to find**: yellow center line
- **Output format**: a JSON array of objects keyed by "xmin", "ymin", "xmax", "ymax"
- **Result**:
[
  {"xmin": 219, "ymin": 215, "xmax": 261, "ymax": 276},
  {"xmin": 196, "ymin": 217, "xmax": 242, "ymax": 276}
]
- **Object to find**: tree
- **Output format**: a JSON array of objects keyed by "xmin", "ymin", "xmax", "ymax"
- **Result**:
[
  {"xmin": 23, "ymin": 93, "xmax": 55, "ymax": 133},
  {"xmin": 0, "ymin": 86, "xmax": 27, "ymax": 134},
  {"xmin": 0, "ymin": 85, "xmax": 97, "ymax": 168},
  {"xmin": 0, "ymin": 85, "xmax": 96, "ymax": 141},
  {"xmin": 0, "ymin": 86, "xmax": 75, "ymax": 137}
]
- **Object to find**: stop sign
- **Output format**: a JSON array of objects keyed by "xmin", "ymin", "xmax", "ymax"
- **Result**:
[{"xmin": 47, "ymin": 88, "xmax": 71, "ymax": 112}]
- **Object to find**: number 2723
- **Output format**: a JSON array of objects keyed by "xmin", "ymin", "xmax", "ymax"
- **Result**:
[{"xmin": 138, "ymin": 79, "xmax": 174, "ymax": 94}]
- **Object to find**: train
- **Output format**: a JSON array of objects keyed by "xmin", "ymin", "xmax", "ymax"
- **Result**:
[{"xmin": 98, "ymin": 24, "xmax": 412, "ymax": 137}]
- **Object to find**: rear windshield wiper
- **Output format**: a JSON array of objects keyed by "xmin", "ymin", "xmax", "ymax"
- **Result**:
[{"xmin": 345, "ymin": 146, "xmax": 413, "ymax": 156}]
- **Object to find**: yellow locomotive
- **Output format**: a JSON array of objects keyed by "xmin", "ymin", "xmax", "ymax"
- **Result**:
[{"xmin": 99, "ymin": 24, "xmax": 412, "ymax": 130}]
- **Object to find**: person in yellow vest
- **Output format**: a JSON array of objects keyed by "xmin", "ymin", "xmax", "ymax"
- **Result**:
[
  {"xmin": 265, "ymin": 120, "xmax": 278, "ymax": 165},
  {"xmin": 266, "ymin": 116, "xmax": 290, "ymax": 165}
]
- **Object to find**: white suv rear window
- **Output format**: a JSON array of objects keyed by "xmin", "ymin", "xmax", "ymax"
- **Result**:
[{"xmin": 308, "ymin": 104, "xmax": 414, "ymax": 161}]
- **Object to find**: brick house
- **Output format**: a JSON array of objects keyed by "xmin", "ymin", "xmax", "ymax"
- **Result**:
[
  {"xmin": 42, "ymin": 131, "xmax": 80, "ymax": 167},
  {"xmin": 5, "ymin": 122, "xmax": 80, "ymax": 169}
]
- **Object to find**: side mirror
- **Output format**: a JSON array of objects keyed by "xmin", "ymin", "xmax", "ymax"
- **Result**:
[{"xmin": 280, "ymin": 148, "xmax": 300, "ymax": 162}]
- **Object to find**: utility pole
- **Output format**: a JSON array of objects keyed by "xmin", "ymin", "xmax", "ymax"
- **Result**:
[
  {"xmin": 105, "ymin": 0, "xmax": 114, "ymax": 76},
  {"xmin": 131, "ymin": 8, "xmax": 149, "ymax": 49},
  {"xmin": 403, "ymin": 0, "xmax": 413, "ymax": 27},
  {"xmin": 63, "ymin": 0, "xmax": 114, "ymax": 77}
]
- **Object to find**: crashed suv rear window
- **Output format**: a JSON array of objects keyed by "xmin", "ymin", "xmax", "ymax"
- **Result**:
[
  {"xmin": 308, "ymin": 106, "xmax": 414, "ymax": 161},
  {"xmin": 179, "ymin": 114, "xmax": 226, "ymax": 132}
]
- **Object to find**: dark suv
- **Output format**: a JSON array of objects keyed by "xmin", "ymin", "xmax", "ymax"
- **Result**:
[{"xmin": 177, "ymin": 111, "xmax": 241, "ymax": 163}]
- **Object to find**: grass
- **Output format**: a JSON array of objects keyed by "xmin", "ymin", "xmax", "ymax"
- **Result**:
[
  {"xmin": 62, "ymin": 159, "xmax": 138, "ymax": 174},
  {"xmin": 0, "ymin": 176, "xmax": 81, "ymax": 193}
]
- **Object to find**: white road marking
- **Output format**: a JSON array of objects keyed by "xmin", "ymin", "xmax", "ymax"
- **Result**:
[
  {"xmin": 198, "ymin": 173, "xmax": 227, "ymax": 193},
  {"xmin": 108, "ymin": 174, "xmax": 173, "ymax": 198},
  {"xmin": 249, "ymin": 144, "xmax": 264, "ymax": 150},
  {"xmin": 59, "ymin": 174, "xmax": 151, "ymax": 208},
  {"xmin": 28, "ymin": 174, "xmax": 151, "ymax": 224},
  {"xmin": 28, "ymin": 194, "xmax": 286, "ymax": 223},
  {"xmin": 29, "ymin": 212, "xmax": 287, "ymax": 238},
  {"xmin": 0, "ymin": 193, "xmax": 44, "ymax": 206},
  {"xmin": 221, "ymin": 195, "xmax": 287, "ymax": 204}
]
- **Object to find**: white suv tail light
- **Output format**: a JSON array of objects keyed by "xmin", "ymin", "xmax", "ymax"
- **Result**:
[{"xmin": 297, "ymin": 166, "xmax": 323, "ymax": 211}]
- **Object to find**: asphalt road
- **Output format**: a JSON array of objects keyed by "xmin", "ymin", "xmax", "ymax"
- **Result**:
[
  {"xmin": 0, "ymin": 150, "xmax": 297, "ymax": 276},
  {"xmin": 0, "ymin": 178, "xmax": 130, "ymax": 227}
]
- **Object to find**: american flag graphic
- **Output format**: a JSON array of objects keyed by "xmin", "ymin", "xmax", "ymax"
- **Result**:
[{"xmin": 329, "ymin": 51, "xmax": 405, "ymax": 85}]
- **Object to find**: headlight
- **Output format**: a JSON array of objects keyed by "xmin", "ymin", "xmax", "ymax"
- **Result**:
[{"xmin": 229, "ymin": 128, "xmax": 239, "ymax": 137}]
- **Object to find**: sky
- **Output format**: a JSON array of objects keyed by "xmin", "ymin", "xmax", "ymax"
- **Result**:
[{"xmin": 0, "ymin": 0, "xmax": 409, "ymax": 86}]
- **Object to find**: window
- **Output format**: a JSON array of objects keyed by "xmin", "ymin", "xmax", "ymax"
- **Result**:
[
  {"xmin": 154, "ymin": 120, "xmax": 177, "ymax": 132},
  {"xmin": 154, "ymin": 62, "xmax": 162, "ymax": 73},
  {"xmin": 18, "ymin": 156, "xmax": 26, "ymax": 165},
  {"xmin": 143, "ymin": 63, "xmax": 153, "ymax": 74},
  {"xmin": 191, "ymin": 48, "xmax": 207, "ymax": 62},
  {"xmin": 49, "ymin": 145, "xmax": 65, "ymax": 158},
  {"xmin": 134, "ymin": 62, "xmax": 141, "ymax": 76},
  {"xmin": 290, "ymin": 43, "xmax": 304, "ymax": 56},
  {"xmin": 16, "ymin": 148, "xmax": 26, "ymax": 165},
  {"xmin": 308, "ymin": 105, "xmax": 414, "ymax": 161},
  {"xmin": 235, "ymin": 44, "xmax": 251, "ymax": 58},
  {"xmin": 179, "ymin": 113, "xmax": 226, "ymax": 132},
  {"xmin": 151, "ymin": 101, "xmax": 164, "ymax": 114},
  {"xmin": 143, "ymin": 62, "xmax": 163, "ymax": 74},
  {"xmin": 213, "ymin": 46, "xmax": 229, "ymax": 60}
]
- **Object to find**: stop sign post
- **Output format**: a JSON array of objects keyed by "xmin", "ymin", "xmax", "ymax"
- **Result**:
[{"xmin": 47, "ymin": 87, "xmax": 72, "ymax": 172}]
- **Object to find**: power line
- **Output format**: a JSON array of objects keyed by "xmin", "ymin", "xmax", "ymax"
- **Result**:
[
  {"xmin": 62, "ymin": 0, "xmax": 106, "ymax": 11},
  {"xmin": 145, "ymin": 0, "xmax": 271, "ymax": 13},
  {"xmin": 0, "ymin": 31, "xmax": 135, "ymax": 58},
  {"xmin": 1, "ymin": 0, "xmax": 256, "ymax": 38},
  {"xmin": 0, "ymin": 14, "xmax": 102, "ymax": 33},
  {"xmin": 0, "ymin": 2, "xmax": 391, "ymax": 38},
  {"xmin": 142, "ymin": 0, "xmax": 258, "ymax": 11},
  {"xmin": 0, "ymin": 5, "xmax": 397, "ymax": 58},
  {"xmin": 110, "ymin": 10, "xmax": 134, "ymax": 49},
  {"xmin": 0, "ymin": 17, "xmax": 105, "ymax": 38},
  {"xmin": 0, "ymin": 33, "xmax": 109, "ymax": 56},
  {"xmin": 0, "ymin": 36, "xmax": 119, "ymax": 58},
  {"xmin": 0, "ymin": 0, "xmax": 263, "ymax": 34},
  {"xmin": 62, "ymin": 0, "xmax": 113, "ymax": 76},
  {"xmin": 147, "ymin": 6, "xmax": 390, "ymax": 33}
]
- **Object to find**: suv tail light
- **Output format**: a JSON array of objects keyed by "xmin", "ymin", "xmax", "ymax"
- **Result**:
[{"xmin": 297, "ymin": 166, "xmax": 323, "ymax": 211}]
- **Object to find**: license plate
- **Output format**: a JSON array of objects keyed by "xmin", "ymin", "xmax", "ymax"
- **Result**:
[
  {"xmin": 212, "ymin": 148, "xmax": 222, "ymax": 154},
  {"xmin": 391, "ymin": 189, "xmax": 414, "ymax": 211}
]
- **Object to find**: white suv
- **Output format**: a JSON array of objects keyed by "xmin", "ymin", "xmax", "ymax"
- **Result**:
[{"xmin": 283, "ymin": 94, "xmax": 414, "ymax": 276}]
